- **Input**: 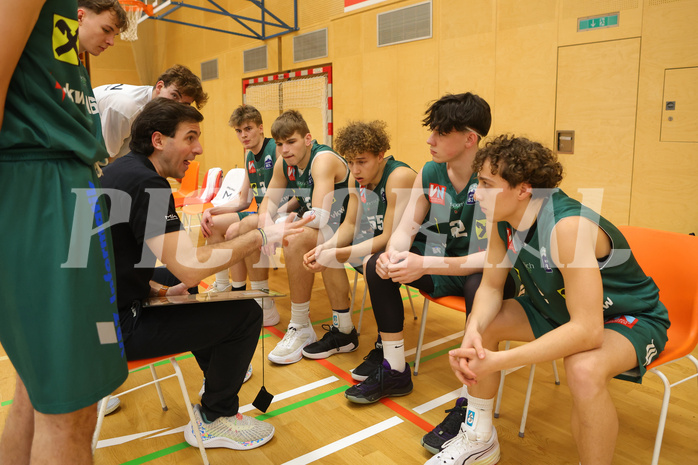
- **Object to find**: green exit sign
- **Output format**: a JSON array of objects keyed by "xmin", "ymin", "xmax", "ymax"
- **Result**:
[{"xmin": 578, "ymin": 12, "xmax": 619, "ymax": 31}]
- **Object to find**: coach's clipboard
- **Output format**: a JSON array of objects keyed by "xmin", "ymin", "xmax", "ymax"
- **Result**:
[{"xmin": 142, "ymin": 289, "xmax": 286, "ymax": 307}]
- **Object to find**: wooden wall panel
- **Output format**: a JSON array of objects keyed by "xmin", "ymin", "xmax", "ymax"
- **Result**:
[{"xmin": 631, "ymin": 0, "xmax": 698, "ymax": 233}]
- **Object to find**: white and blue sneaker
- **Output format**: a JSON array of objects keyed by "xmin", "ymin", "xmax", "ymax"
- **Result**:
[
  {"xmin": 184, "ymin": 404, "xmax": 274, "ymax": 450},
  {"xmin": 424, "ymin": 425, "xmax": 500, "ymax": 465}
]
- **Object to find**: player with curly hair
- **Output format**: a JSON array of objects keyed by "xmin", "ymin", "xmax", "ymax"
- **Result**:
[
  {"xmin": 302, "ymin": 120, "xmax": 416, "ymax": 361},
  {"xmin": 429, "ymin": 135, "xmax": 670, "ymax": 465}
]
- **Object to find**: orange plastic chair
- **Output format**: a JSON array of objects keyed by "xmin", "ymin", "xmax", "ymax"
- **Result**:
[
  {"xmin": 93, "ymin": 354, "xmax": 209, "ymax": 464},
  {"xmin": 619, "ymin": 226, "xmax": 698, "ymax": 465},
  {"xmin": 172, "ymin": 160, "xmax": 200, "ymax": 209},
  {"xmin": 181, "ymin": 167, "xmax": 223, "ymax": 230}
]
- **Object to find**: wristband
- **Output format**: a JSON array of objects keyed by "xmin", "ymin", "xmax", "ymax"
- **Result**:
[
  {"xmin": 157, "ymin": 285, "xmax": 169, "ymax": 297},
  {"xmin": 257, "ymin": 228, "xmax": 268, "ymax": 246}
]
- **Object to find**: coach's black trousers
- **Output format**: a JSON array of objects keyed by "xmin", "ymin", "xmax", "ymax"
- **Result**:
[{"xmin": 119, "ymin": 287, "xmax": 262, "ymax": 422}]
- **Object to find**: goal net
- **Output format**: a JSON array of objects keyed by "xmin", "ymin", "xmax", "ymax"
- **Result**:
[{"xmin": 244, "ymin": 72, "xmax": 330, "ymax": 147}]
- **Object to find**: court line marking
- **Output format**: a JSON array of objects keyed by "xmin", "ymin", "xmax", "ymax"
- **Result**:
[
  {"xmin": 148, "ymin": 425, "xmax": 185, "ymax": 438},
  {"xmin": 240, "ymin": 375, "xmax": 339, "ymax": 413},
  {"xmin": 97, "ymin": 428, "xmax": 168, "ymax": 449},
  {"xmin": 405, "ymin": 331, "xmax": 464, "ymax": 356},
  {"xmin": 413, "ymin": 389, "xmax": 461, "ymax": 414},
  {"xmin": 0, "ymin": 356, "xmax": 8, "ymax": 362},
  {"xmin": 280, "ymin": 416, "xmax": 403, "ymax": 465}
]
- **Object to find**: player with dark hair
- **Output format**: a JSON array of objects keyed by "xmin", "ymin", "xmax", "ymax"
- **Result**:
[
  {"xmin": 346, "ymin": 94, "xmax": 515, "ymax": 458},
  {"xmin": 100, "ymin": 98, "xmax": 310, "ymax": 451},
  {"xmin": 428, "ymin": 134, "xmax": 670, "ymax": 465},
  {"xmin": 94, "ymin": 64, "xmax": 209, "ymax": 159}
]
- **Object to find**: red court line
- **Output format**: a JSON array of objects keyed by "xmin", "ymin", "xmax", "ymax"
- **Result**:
[
  {"xmin": 315, "ymin": 358, "xmax": 355, "ymax": 384},
  {"xmin": 380, "ymin": 398, "xmax": 434, "ymax": 432},
  {"xmin": 265, "ymin": 326, "xmax": 434, "ymax": 432}
]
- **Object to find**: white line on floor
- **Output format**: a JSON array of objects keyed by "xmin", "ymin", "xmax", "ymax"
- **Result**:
[
  {"xmin": 405, "ymin": 331, "xmax": 464, "ymax": 356},
  {"xmin": 281, "ymin": 416, "xmax": 404, "ymax": 465},
  {"xmin": 413, "ymin": 389, "xmax": 461, "ymax": 414}
]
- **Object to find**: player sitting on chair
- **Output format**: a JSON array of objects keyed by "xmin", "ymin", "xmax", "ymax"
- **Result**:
[
  {"xmin": 345, "ymin": 95, "xmax": 515, "ymax": 453},
  {"xmin": 100, "ymin": 98, "xmax": 311, "ymax": 451},
  {"xmin": 200, "ymin": 104, "xmax": 294, "ymax": 326},
  {"xmin": 94, "ymin": 64, "xmax": 208, "ymax": 159},
  {"xmin": 302, "ymin": 120, "xmax": 416, "ymax": 363},
  {"xmin": 429, "ymin": 135, "xmax": 670, "ymax": 465},
  {"xmin": 240, "ymin": 109, "xmax": 355, "ymax": 364}
]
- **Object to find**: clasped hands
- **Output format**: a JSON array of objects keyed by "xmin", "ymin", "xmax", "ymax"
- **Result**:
[
  {"xmin": 448, "ymin": 330, "xmax": 498, "ymax": 386},
  {"xmin": 374, "ymin": 249, "xmax": 425, "ymax": 284}
]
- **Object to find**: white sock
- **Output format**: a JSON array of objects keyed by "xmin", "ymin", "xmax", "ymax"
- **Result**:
[
  {"xmin": 231, "ymin": 280, "xmax": 246, "ymax": 290},
  {"xmin": 332, "ymin": 309, "xmax": 354, "ymax": 333},
  {"xmin": 382, "ymin": 339, "xmax": 406, "ymax": 372},
  {"xmin": 459, "ymin": 385, "xmax": 468, "ymax": 399},
  {"xmin": 251, "ymin": 280, "xmax": 273, "ymax": 308},
  {"xmin": 464, "ymin": 393, "xmax": 494, "ymax": 441},
  {"xmin": 290, "ymin": 301, "xmax": 311, "ymax": 327},
  {"xmin": 215, "ymin": 271, "xmax": 229, "ymax": 288}
]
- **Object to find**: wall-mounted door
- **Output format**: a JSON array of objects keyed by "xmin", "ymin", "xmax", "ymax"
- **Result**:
[{"xmin": 555, "ymin": 38, "xmax": 641, "ymax": 225}]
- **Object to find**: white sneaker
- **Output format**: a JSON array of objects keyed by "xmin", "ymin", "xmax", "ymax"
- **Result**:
[
  {"xmin": 261, "ymin": 299, "xmax": 280, "ymax": 326},
  {"xmin": 97, "ymin": 397, "xmax": 121, "ymax": 415},
  {"xmin": 184, "ymin": 404, "xmax": 274, "ymax": 450},
  {"xmin": 267, "ymin": 324, "xmax": 317, "ymax": 364},
  {"xmin": 199, "ymin": 365, "xmax": 253, "ymax": 397},
  {"xmin": 205, "ymin": 282, "xmax": 232, "ymax": 293},
  {"xmin": 424, "ymin": 425, "xmax": 500, "ymax": 465}
]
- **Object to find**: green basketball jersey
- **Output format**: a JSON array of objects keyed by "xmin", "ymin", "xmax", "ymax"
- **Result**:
[
  {"xmin": 420, "ymin": 161, "xmax": 488, "ymax": 257},
  {"xmin": 0, "ymin": 0, "xmax": 108, "ymax": 165},
  {"xmin": 283, "ymin": 140, "xmax": 349, "ymax": 222},
  {"xmin": 356, "ymin": 156, "xmax": 413, "ymax": 236},
  {"xmin": 498, "ymin": 189, "xmax": 669, "ymax": 325},
  {"xmin": 245, "ymin": 138, "xmax": 277, "ymax": 205}
]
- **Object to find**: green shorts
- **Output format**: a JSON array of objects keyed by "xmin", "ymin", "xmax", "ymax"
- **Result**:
[
  {"xmin": 0, "ymin": 152, "xmax": 127, "ymax": 413},
  {"xmin": 515, "ymin": 295, "xmax": 669, "ymax": 383},
  {"xmin": 237, "ymin": 210, "xmax": 256, "ymax": 220},
  {"xmin": 411, "ymin": 241, "xmax": 467, "ymax": 298}
]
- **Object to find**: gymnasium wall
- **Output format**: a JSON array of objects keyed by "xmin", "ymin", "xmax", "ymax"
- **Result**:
[{"xmin": 90, "ymin": 0, "xmax": 698, "ymax": 234}]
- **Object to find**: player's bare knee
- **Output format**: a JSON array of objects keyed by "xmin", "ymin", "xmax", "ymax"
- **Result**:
[
  {"xmin": 565, "ymin": 354, "xmax": 606, "ymax": 399},
  {"xmin": 285, "ymin": 227, "xmax": 316, "ymax": 253},
  {"xmin": 225, "ymin": 222, "xmax": 241, "ymax": 240}
]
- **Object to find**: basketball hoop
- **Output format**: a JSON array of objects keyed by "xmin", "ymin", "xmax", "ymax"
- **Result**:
[{"xmin": 119, "ymin": 0, "xmax": 154, "ymax": 41}]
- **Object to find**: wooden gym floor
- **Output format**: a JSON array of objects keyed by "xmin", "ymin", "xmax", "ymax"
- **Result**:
[{"xmin": 1, "ymin": 233, "xmax": 697, "ymax": 464}]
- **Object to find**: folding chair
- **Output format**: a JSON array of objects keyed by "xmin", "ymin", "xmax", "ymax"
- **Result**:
[
  {"xmin": 416, "ymin": 291, "xmax": 559, "ymax": 438},
  {"xmin": 619, "ymin": 225, "xmax": 698, "ymax": 465},
  {"xmin": 493, "ymin": 341, "xmax": 559, "ymax": 438},
  {"xmin": 93, "ymin": 354, "xmax": 209, "ymax": 465}
]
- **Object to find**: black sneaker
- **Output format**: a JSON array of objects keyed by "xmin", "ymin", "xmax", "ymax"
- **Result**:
[
  {"xmin": 345, "ymin": 360, "xmax": 413, "ymax": 404},
  {"xmin": 420, "ymin": 397, "xmax": 468, "ymax": 454},
  {"xmin": 351, "ymin": 341, "xmax": 383, "ymax": 381},
  {"xmin": 301, "ymin": 324, "xmax": 359, "ymax": 359}
]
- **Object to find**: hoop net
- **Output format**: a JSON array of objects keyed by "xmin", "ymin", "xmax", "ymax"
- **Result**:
[{"xmin": 119, "ymin": 0, "xmax": 153, "ymax": 41}]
